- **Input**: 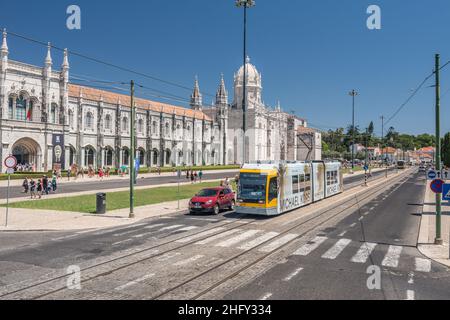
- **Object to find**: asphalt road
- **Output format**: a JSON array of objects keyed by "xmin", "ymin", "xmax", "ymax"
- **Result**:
[{"xmin": 1, "ymin": 168, "xmax": 445, "ymax": 300}]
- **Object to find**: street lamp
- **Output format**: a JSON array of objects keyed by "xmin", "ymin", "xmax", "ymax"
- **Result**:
[
  {"xmin": 349, "ymin": 90, "xmax": 358, "ymax": 173},
  {"xmin": 236, "ymin": 0, "xmax": 255, "ymax": 164}
]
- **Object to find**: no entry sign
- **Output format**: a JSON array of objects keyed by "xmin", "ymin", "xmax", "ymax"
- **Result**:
[
  {"xmin": 431, "ymin": 179, "xmax": 445, "ymax": 194},
  {"xmin": 4, "ymin": 155, "xmax": 17, "ymax": 169}
]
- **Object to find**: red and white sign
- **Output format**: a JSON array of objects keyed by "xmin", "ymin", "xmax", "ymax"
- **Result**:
[{"xmin": 4, "ymin": 155, "xmax": 17, "ymax": 169}]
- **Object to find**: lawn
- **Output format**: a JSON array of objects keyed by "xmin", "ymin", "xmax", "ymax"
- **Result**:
[{"xmin": 5, "ymin": 181, "xmax": 224, "ymax": 214}]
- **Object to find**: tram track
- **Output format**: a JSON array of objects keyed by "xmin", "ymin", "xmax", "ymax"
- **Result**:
[
  {"xmin": 0, "ymin": 167, "xmax": 403, "ymax": 300},
  {"xmin": 151, "ymin": 169, "xmax": 413, "ymax": 300}
]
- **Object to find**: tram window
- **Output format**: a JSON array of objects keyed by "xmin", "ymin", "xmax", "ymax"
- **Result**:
[
  {"xmin": 326, "ymin": 172, "xmax": 331, "ymax": 186},
  {"xmin": 292, "ymin": 175, "xmax": 300, "ymax": 194},
  {"xmin": 268, "ymin": 178, "xmax": 278, "ymax": 202}
]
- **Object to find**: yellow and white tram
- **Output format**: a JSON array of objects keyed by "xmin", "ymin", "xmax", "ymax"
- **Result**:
[{"xmin": 236, "ymin": 161, "xmax": 343, "ymax": 216}]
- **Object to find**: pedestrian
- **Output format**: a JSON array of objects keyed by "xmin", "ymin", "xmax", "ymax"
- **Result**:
[
  {"xmin": 98, "ymin": 167, "xmax": 104, "ymax": 180},
  {"xmin": 22, "ymin": 177, "xmax": 29, "ymax": 194},
  {"xmin": 43, "ymin": 175, "xmax": 50, "ymax": 195},
  {"xmin": 67, "ymin": 168, "xmax": 71, "ymax": 181},
  {"xmin": 191, "ymin": 172, "xmax": 195, "ymax": 184},
  {"xmin": 198, "ymin": 170, "xmax": 203, "ymax": 183},
  {"xmin": 186, "ymin": 169, "xmax": 190, "ymax": 181},
  {"xmin": 51, "ymin": 174, "xmax": 57, "ymax": 192},
  {"xmin": 36, "ymin": 179, "xmax": 42, "ymax": 199},
  {"xmin": 30, "ymin": 179, "xmax": 36, "ymax": 199},
  {"xmin": 194, "ymin": 171, "xmax": 198, "ymax": 183},
  {"xmin": 224, "ymin": 177, "xmax": 230, "ymax": 188}
]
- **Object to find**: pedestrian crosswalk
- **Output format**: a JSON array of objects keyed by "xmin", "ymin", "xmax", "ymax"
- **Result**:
[{"xmin": 111, "ymin": 221, "xmax": 433, "ymax": 274}]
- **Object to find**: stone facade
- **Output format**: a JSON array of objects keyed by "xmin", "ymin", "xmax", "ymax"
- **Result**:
[{"xmin": 0, "ymin": 30, "xmax": 320, "ymax": 173}]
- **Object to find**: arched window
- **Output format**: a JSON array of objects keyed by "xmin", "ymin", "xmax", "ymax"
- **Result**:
[
  {"xmin": 8, "ymin": 97, "xmax": 13, "ymax": 119},
  {"xmin": 152, "ymin": 149, "xmax": 159, "ymax": 166},
  {"xmin": 16, "ymin": 95, "xmax": 27, "ymax": 121},
  {"xmin": 85, "ymin": 112, "xmax": 93, "ymax": 129},
  {"xmin": 152, "ymin": 121, "xmax": 157, "ymax": 135},
  {"xmin": 138, "ymin": 149, "xmax": 145, "ymax": 165},
  {"xmin": 138, "ymin": 119, "xmax": 144, "ymax": 134},
  {"xmin": 165, "ymin": 149, "xmax": 171, "ymax": 165},
  {"xmin": 50, "ymin": 103, "xmax": 58, "ymax": 124},
  {"xmin": 84, "ymin": 146, "xmax": 95, "ymax": 166},
  {"xmin": 123, "ymin": 148, "xmax": 130, "ymax": 166},
  {"xmin": 105, "ymin": 148, "xmax": 114, "ymax": 166},
  {"xmin": 105, "ymin": 114, "xmax": 111, "ymax": 130},
  {"xmin": 177, "ymin": 124, "xmax": 181, "ymax": 138},
  {"xmin": 122, "ymin": 117, "xmax": 128, "ymax": 132},
  {"xmin": 165, "ymin": 122, "xmax": 170, "ymax": 137},
  {"xmin": 68, "ymin": 110, "xmax": 74, "ymax": 128}
]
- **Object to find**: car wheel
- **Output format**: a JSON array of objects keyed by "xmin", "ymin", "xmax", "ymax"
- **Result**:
[
  {"xmin": 213, "ymin": 204, "xmax": 220, "ymax": 215},
  {"xmin": 229, "ymin": 200, "xmax": 235, "ymax": 211}
]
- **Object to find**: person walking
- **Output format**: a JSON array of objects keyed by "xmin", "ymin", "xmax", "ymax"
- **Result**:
[
  {"xmin": 51, "ymin": 174, "xmax": 57, "ymax": 192},
  {"xmin": 42, "ymin": 176, "xmax": 49, "ymax": 195},
  {"xmin": 36, "ymin": 179, "xmax": 42, "ymax": 199},
  {"xmin": 98, "ymin": 167, "xmax": 104, "ymax": 180},
  {"xmin": 190, "ymin": 171, "xmax": 195, "ymax": 184},
  {"xmin": 198, "ymin": 170, "xmax": 203, "ymax": 183},
  {"xmin": 67, "ymin": 168, "xmax": 71, "ymax": 181},
  {"xmin": 30, "ymin": 179, "xmax": 36, "ymax": 199},
  {"xmin": 224, "ymin": 177, "xmax": 230, "ymax": 189},
  {"xmin": 22, "ymin": 177, "xmax": 29, "ymax": 194}
]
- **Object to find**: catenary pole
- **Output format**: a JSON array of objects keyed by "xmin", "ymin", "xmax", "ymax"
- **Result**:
[
  {"xmin": 129, "ymin": 80, "xmax": 135, "ymax": 218},
  {"xmin": 435, "ymin": 54, "xmax": 443, "ymax": 245}
]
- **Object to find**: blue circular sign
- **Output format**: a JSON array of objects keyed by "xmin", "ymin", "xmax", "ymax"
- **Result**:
[
  {"xmin": 431, "ymin": 179, "xmax": 445, "ymax": 194},
  {"xmin": 428, "ymin": 170, "xmax": 437, "ymax": 180}
]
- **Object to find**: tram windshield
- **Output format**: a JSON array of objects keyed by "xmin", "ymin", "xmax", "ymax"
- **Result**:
[{"xmin": 239, "ymin": 173, "xmax": 267, "ymax": 203}]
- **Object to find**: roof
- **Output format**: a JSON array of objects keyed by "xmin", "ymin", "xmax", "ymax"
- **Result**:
[
  {"xmin": 419, "ymin": 147, "xmax": 435, "ymax": 153},
  {"xmin": 297, "ymin": 126, "xmax": 316, "ymax": 134},
  {"xmin": 68, "ymin": 84, "xmax": 211, "ymax": 121},
  {"xmin": 381, "ymin": 147, "xmax": 397, "ymax": 154}
]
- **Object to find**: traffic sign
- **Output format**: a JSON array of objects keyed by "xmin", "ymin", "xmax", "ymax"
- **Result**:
[
  {"xmin": 428, "ymin": 170, "xmax": 437, "ymax": 180},
  {"xmin": 4, "ymin": 155, "xmax": 17, "ymax": 169},
  {"xmin": 364, "ymin": 165, "xmax": 369, "ymax": 171},
  {"xmin": 443, "ymin": 184, "xmax": 450, "ymax": 201},
  {"xmin": 431, "ymin": 179, "xmax": 445, "ymax": 194}
]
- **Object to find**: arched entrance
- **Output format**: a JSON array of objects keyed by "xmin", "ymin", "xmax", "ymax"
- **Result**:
[
  {"xmin": 84, "ymin": 146, "xmax": 96, "ymax": 167},
  {"xmin": 11, "ymin": 138, "xmax": 42, "ymax": 172}
]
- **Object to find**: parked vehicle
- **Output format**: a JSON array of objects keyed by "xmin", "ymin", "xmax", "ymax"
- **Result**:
[{"xmin": 189, "ymin": 187, "xmax": 235, "ymax": 215}]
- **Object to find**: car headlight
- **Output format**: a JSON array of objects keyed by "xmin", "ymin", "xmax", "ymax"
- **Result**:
[{"xmin": 206, "ymin": 200, "xmax": 213, "ymax": 205}]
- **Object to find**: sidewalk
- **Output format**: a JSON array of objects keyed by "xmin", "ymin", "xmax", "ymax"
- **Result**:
[
  {"xmin": 0, "ymin": 199, "xmax": 190, "ymax": 232},
  {"xmin": 418, "ymin": 181, "xmax": 450, "ymax": 267},
  {"xmin": 0, "ymin": 168, "xmax": 239, "ymax": 187}
]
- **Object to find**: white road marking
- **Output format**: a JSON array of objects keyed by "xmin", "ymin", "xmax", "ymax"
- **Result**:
[
  {"xmin": 177, "ymin": 226, "xmax": 199, "ymax": 232},
  {"xmin": 338, "ymin": 231, "xmax": 347, "ymax": 237},
  {"xmin": 369, "ymin": 207, "xmax": 376, "ymax": 211},
  {"xmin": 52, "ymin": 234, "xmax": 81, "ymax": 241},
  {"xmin": 132, "ymin": 233, "xmax": 147, "ymax": 238},
  {"xmin": 406, "ymin": 290, "xmax": 415, "ymax": 300},
  {"xmin": 176, "ymin": 227, "xmax": 225, "ymax": 243},
  {"xmin": 188, "ymin": 218, "xmax": 220, "ymax": 222},
  {"xmin": 350, "ymin": 223, "xmax": 357, "ymax": 228},
  {"xmin": 143, "ymin": 223, "xmax": 166, "ymax": 230},
  {"xmin": 195, "ymin": 229, "xmax": 242, "ymax": 245},
  {"xmin": 351, "ymin": 242, "xmax": 377, "ymax": 263},
  {"xmin": 408, "ymin": 272, "xmax": 415, "ymax": 284},
  {"xmin": 321, "ymin": 239, "xmax": 352, "ymax": 260},
  {"xmin": 381, "ymin": 246, "xmax": 403, "ymax": 268},
  {"xmin": 112, "ymin": 238, "xmax": 133, "ymax": 246},
  {"xmin": 260, "ymin": 293, "xmax": 273, "ymax": 300},
  {"xmin": 358, "ymin": 216, "xmax": 364, "ymax": 221},
  {"xmin": 259, "ymin": 234, "xmax": 298, "ymax": 253},
  {"xmin": 156, "ymin": 252, "xmax": 181, "ymax": 262},
  {"xmin": 158, "ymin": 225, "xmax": 184, "ymax": 232},
  {"xmin": 173, "ymin": 255, "xmax": 204, "ymax": 267},
  {"xmin": 292, "ymin": 236, "xmax": 328, "ymax": 256},
  {"xmin": 415, "ymin": 258, "xmax": 431, "ymax": 273},
  {"xmin": 283, "ymin": 267, "xmax": 304, "ymax": 282},
  {"xmin": 238, "ymin": 232, "xmax": 279, "ymax": 250},
  {"xmin": 216, "ymin": 230, "xmax": 260, "ymax": 248},
  {"xmin": 114, "ymin": 274, "xmax": 155, "ymax": 291}
]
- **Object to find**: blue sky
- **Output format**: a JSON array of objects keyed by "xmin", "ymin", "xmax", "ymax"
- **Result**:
[{"xmin": 1, "ymin": 0, "xmax": 450, "ymax": 136}]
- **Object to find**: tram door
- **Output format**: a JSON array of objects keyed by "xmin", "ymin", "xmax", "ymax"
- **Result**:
[{"xmin": 312, "ymin": 162, "xmax": 325, "ymax": 202}]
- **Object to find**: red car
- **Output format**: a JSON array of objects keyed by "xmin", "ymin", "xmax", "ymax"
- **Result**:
[{"xmin": 189, "ymin": 187, "xmax": 236, "ymax": 215}]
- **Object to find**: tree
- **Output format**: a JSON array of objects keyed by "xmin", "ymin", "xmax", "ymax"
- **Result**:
[
  {"xmin": 368, "ymin": 121, "xmax": 374, "ymax": 137},
  {"xmin": 442, "ymin": 133, "xmax": 450, "ymax": 167}
]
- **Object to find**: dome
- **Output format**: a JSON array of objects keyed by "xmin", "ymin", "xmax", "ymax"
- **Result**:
[{"xmin": 235, "ymin": 56, "xmax": 261, "ymax": 88}]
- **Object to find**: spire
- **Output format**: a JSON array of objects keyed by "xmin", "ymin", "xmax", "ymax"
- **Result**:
[
  {"xmin": 45, "ymin": 42, "xmax": 52, "ymax": 66},
  {"xmin": 246, "ymin": 55, "xmax": 250, "ymax": 64},
  {"xmin": 190, "ymin": 76, "xmax": 202, "ymax": 110},
  {"xmin": 62, "ymin": 48, "xmax": 69, "ymax": 69},
  {"xmin": 215, "ymin": 73, "xmax": 228, "ymax": 105},
  {"xmin": 1, "ymin": 29, "xmax": 8, "ymax": 55}
]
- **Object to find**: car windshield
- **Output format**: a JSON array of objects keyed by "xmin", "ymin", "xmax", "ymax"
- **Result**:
[
  {"xmin": 197, "ymin": 189, "xmax": 218, "ymax": 197},
  {"xmin": 239, "ymin": 173, "xmax": 267, "ymax": 202}
]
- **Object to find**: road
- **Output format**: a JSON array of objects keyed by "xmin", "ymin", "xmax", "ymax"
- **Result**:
[{"xmin": 1, "ymin": 168, "xmax": 447, "ymax": 300}]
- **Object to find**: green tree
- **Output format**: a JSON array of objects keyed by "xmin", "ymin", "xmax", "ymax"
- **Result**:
[{"xmin": 442, "ymin": 133, "xmax": 450, "ymax": 167}]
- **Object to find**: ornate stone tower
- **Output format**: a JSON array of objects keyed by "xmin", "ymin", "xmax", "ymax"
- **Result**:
[
  {"xmin": 190, "ymin": 76, "xmax": 202, "ymax": 111},
  {"xmin": 233, "ymin": 56, "xmax": 262, "ymax": 110},
  {"xmin": 215, "ymin": 74, "xmax": 229, "ymax": 164}
]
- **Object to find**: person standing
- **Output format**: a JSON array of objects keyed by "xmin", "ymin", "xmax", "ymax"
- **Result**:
[
  {"xmin": 29, "ymin": 179, "xmax": 36, "ymax": 199},
  {"xmin": 36, "ymin": 179, "xmax": 42, "ymax": 199},
  {"xmin": 22, "ymin": 177, "xmax": 29, "ymax": 194},
  {"xmin": 67, "ymin": 167, "xmax": 71, "ymax": 181},
  {"xmin": 224, "ymin": 177, "xmax": 230, "ymax": 189},
  {"xmin": 51, "ymin": 174, "xmax": 57, "ymax": 192},
  {"xmin": 42, "ymin": 175, "xmax": 49, "ymax": 195},
  {"xmin": 190, "ymin": 171, "xmax": 195, "ymax": 184},
  {"xmin": 98, "ymin": 167, "xmax": 104, "ymax": 180},
  {"xmin": 198, "ymin": 170, "xmax": 203, "ymax": 183}
]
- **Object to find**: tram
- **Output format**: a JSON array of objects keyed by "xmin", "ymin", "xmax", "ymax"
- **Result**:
[{"xmin": 236, "ymin": 161, "xmax": 343, "ymax": 216}]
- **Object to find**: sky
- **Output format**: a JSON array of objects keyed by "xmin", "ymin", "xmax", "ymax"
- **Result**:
[{"xmin": 1, "ymin": 0, "xmax": 450, "ymax": 136}]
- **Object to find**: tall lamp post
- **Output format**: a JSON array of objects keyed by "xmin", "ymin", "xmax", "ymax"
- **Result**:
[
  {"xmin": 349, "ymin": 90, "xmax": 358, "ymax": 173},
  {"xmin": 236, "ymin": 0, "xmax": 255, "ymax": 165}
]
